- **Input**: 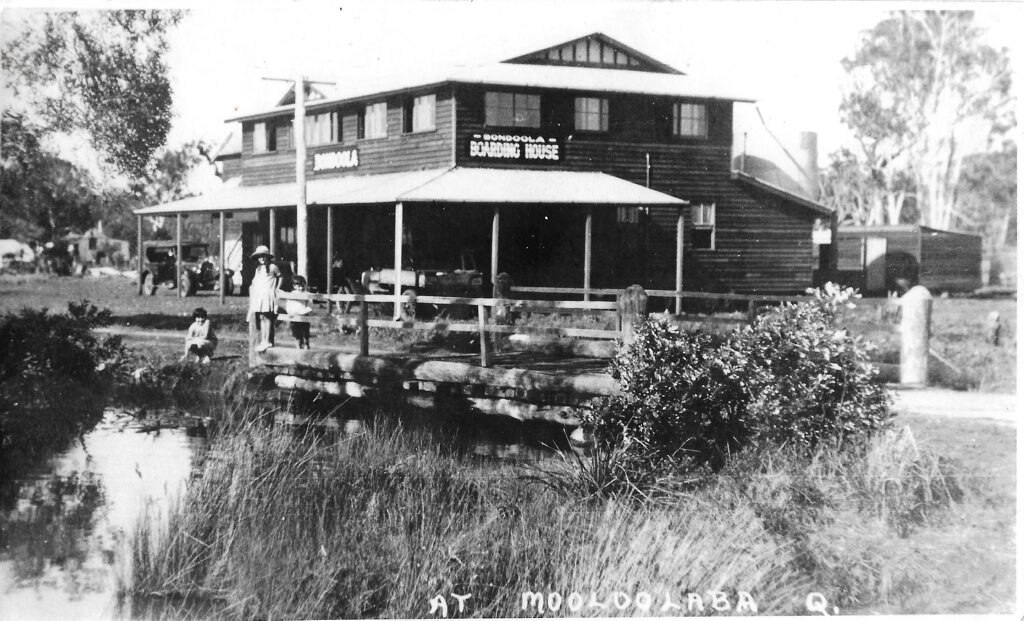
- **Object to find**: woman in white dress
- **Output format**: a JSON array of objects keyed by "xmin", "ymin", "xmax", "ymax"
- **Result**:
[{"xmin": 248, "ymin": 245, "xmax": 280, "ymax": 352}]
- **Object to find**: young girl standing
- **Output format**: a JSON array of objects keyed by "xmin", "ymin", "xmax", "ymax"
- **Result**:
[{"xmin": 248, "ymin": 245, "xmax": 280, "ymax": 352}]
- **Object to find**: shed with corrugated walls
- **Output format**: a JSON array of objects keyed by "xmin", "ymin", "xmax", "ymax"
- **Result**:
[{"xmin": 833, "ymin": 225, "xmax": 982, "ymax": 295}]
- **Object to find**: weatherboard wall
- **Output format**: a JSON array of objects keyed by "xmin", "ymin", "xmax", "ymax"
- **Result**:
[{"xmin": 238, "ymin": 89, "xmax": 454, "ymax": 186}]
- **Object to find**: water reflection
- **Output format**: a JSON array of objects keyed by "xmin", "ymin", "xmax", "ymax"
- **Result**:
[{"xmin": 0, "ymin": 410, "xmax": 206, "ymax": 620}]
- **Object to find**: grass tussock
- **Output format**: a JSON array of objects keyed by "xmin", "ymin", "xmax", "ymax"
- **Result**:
[{"xmin": 127, "ymin": 418, "xmax": 809, "ymax": 618}]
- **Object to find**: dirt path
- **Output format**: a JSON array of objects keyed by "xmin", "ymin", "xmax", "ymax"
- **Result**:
[{"xmin": 891, "ymin": 387, "xmax": 1016, "ymax": 423}]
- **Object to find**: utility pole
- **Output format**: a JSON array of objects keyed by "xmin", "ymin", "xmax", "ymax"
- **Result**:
[{"xmin": 263, "ymin": 75, "xmax": 335, "ymax": 280}]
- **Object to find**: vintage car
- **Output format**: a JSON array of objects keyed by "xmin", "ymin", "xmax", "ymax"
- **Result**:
[
  {"xmin": 360, "ymin": 250, "xmax": 484, "ymax": 317},
  {"xmin": 140, "ymin": 241, "xmax": 233, "ymax": 296}
]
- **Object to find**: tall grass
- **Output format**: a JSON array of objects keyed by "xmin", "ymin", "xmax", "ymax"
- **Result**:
[{"xmin": 126, "ymin": 417, "xmax": 808, "ymax": 618}]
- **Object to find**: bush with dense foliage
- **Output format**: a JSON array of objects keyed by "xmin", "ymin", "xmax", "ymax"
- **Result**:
[
  {"xmin": 0, "ymin": 301, "xmax": 130, "ymax": 481},
  {"xmin": 584, "ymin": 285, "xmax": 893, "ymax": 484}
]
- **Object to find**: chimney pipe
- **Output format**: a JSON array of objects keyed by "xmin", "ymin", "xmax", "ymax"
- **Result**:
[{"xmin": 798, "ymin": 131, "xmax": 820, "ymax": 200}]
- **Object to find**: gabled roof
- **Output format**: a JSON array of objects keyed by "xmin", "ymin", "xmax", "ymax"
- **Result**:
[
  {"xmin": 275, "ymin": 82, "xmax": 331, "ymax": 107},
  {"xmin": 503, "ymin": 32, "xmax": 683, "ymax": 74}
]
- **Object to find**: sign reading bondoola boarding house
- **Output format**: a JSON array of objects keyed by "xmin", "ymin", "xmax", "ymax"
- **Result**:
[
  {"xmin": 467, "ymin": 133, "xmax": 563, "ymax": 163},
  {"xmin": 313, "ymin": 148, "xmax": 359, "ymax": 172}
]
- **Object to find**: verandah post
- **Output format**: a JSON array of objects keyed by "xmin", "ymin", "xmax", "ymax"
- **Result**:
[
  {"xmin": 175, "ymin": 213, "xmax": 183, "ymax": 297},
  {"xmin": 675, "ymin": 205, "xmax": 684, "ymax": 314},
  {"xmin": 136, "ymin": 215, "xmax": 143, "ymax": 295},
  {"xmin": 359, "ymin": 271, "xmax": 370, "ymax": 356},
  {"xmin": 219, "ymin": 211, "xmax": 226, "ymax": 305},
  {"xmin": 326, "ymin": 206, "xmax": 334, "ymax": 314},
  {"xmin": 584, "ymin": 206, "xmax": 593, "ymax": 302},
  {"xmin": 393, "ymin": 201, "xmax": 404, "ymax": 321}
]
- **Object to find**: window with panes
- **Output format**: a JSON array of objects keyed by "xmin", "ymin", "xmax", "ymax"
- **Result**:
[
  {"xmin": 574, "ymin": 97, "xmax": 608, "ymax": 132},
  {"xmin": 253, "ymin": 121, "xmax": 278, "ymax": 153},
  {"xmin": 361, "ymin": 102, "xmax": 388, "ymax": 139},
  {"xmin": 672, "ymin": 102, "xmax": 708, "ymax": 138},
  {"xmin": 304, "ymin": 111, "xmax": 341, "ymax": 146},
  {"xmin": 691, "ymin": 202, "xmax": 715, "ymax": 249},
  {"xmin": 403, "ymin": 94, "xmax": 436, "ymax": 133},
  {"xmin": 485, "ymin": 92, "xmax": 541, "ymax": 128}
]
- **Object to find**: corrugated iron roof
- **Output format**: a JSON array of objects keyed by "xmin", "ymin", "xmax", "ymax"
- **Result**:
[
  {"xmin": 133, "ymin": 167, "xmax": 686, "ymax": 216},
  {"xmin": 227, "ymin": 62, "xmax": 755, "ymax": 123}
]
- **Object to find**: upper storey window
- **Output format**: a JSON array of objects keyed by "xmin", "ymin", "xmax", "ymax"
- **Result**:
[
  {"xmin": 305, "ymin": 111, "xmax": 341, "ymax": 146},
  {"xmin": 672, "ymin": 102, "xmax": 708, "ymax": 139},
  {"xmin": 404, "ymin": 94, "xmax": 436, "ymax": 133},
  {"xmin": 574, "ymin": 97, "xmax": 608, "ymax": 132},
  {"xmin": 485, "ymin": 92, "xmax": 540, "ymax": 128},
  {"xmin": 253, "ymin": 121, "xmax": 277, "ymax": 153},
  {"xmin": 360, "ymin": 102, "xmax": 388, "ymax": 139}
]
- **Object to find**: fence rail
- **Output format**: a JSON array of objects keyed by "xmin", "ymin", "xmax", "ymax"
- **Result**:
[{"xmin": 262, "ymin": 286, "xmax": 812, "ymax": 367}]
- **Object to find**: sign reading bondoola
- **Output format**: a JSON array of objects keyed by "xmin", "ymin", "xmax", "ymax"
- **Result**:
[
  {"xmin": 313, "ymin": 148, "xmax": 360, "ymax": 172},
  {"xmin": 467, "ymin": 133, "xmax": 563, "ymax": 162}
]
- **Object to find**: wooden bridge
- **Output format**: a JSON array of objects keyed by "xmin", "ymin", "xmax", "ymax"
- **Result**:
[{"xmin": 253, "ymin": 285, "xmax": 808, "ymax": 427}]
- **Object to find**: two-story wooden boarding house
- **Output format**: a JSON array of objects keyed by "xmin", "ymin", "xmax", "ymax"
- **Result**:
[{"xmin": 134, "ymin": 33, "xmax": 833, "ymax": 301}]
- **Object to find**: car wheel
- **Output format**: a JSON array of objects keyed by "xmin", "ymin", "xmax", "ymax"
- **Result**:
[
  {"xmin": 180, "ymin": 272, "xmax": 196, "ymax": 297},
  {"xmin": 143, "ymin": 273, "xmax": 156, "ymax": 296}
]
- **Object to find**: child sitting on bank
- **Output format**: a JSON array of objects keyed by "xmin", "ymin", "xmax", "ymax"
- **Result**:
[
  {"xmin": 285, "ymin": 275, "xmax": 313, "ymax": 349},
  {"xmin": 181, "ymin": 307, "xmax": 217, "ymax": 364}
]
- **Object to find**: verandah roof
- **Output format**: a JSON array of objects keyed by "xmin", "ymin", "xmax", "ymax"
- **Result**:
[{"xmin": 132, "ymin": 167, "xmax": 687, "ymax": 216}]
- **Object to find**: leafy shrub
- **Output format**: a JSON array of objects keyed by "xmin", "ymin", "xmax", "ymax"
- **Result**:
[
  {"xmin": 0, "ymin": 300, "xmax": 128, "ymax": 386},
  {"xmin": 0, "ymin": 300, "xmax": 131, "ymax": 481},
  {"xmin": 583, "ymin": 285, "xmax": 893, "ymax": 485},
  {"xmin": 734, "ymin": 295, "xmax": 891, "ymax": 452},
  {"xmin": 586, "ymin": 322, "xmax": 748, "ymax": 479}
]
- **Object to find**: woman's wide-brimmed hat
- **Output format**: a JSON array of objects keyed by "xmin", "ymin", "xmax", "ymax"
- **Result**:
[{"xmin": 250, "ymin": 245, "xmax": 273, "ymax": 259}]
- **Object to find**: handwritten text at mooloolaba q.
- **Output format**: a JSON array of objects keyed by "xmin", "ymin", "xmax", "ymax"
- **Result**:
[
  {"xmin": 426, "ymin": 590, "xmax": 759, "ymax": 617},
  {"xmin": 521, "ymin": 590, "xmax": 758, "ymax": 615}
]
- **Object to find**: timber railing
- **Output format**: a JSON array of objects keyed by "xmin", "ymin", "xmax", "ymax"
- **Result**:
[{"xmin": 263, "ymin": 285, "xmax": 812, "ymax": 368}]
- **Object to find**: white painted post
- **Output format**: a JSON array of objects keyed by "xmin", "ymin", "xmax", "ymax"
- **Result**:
[
  {"xmin": 394, "ymin": 202, "xmax": 404, "ymax": 320},
  {"xmin": 175, "ymin": 214, "xmax": 183, "ymax": 297},
  {"xmin": 295, "ymin": 75, "xmax": 308, "ymax": 280},
  {"xmin": 900, "ymin": 285, "xmax": 932, "ymax": 386},
  {"xmin": 219, "ymin": 211, "xmax": 226, "ymax": 305},
  {"xmin": 491, "ymin": 205, "xmax": 500, "ymax": 295},
  {"xmin": 584, "ymin": 206, "xmax": 593, "ymax": 302},
  {"xmin": 136, "ymin": 215, "xmax": 143, "ymax": 295},
  {"xmin": 268, "ymin": 208, "xmax": 277, "ymax": 257},
  {"xmin": 326, "ymin": 206, "xmax": 334, "ymax": 314},
  {"xmin": 675, "ymin": 205, "xmax": 684, "ymax": 314}
]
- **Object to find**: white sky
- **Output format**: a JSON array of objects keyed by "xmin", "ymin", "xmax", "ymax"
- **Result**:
[{"xmin": 2, "ymin": 0, "xmax": 1021, "ymax": 172}]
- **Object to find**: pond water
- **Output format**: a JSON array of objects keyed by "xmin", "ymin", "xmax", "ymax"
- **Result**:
[
  {"xmin": 0, "ymin": 410, "xmax": 207, "ymax": 620},
  {"xmin": 0, "ymin": 402, "xmax": 564, "ymax": 619}
]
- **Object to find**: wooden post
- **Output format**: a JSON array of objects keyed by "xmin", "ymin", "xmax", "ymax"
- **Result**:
[
  {"xmin": 359, "ymin": 271, "xmax": 370, "ymax": 356},
  {"xmin": 618, "ymin": 284, "xmax": 648, "ymax": 346},
  {"xmin": 219, "ymin": 211, "xmax": 226, "ymax": 305},
  {"xmin": 393, "ymin": 202, "xmax": 404, "ymax": 320},
  {"xmin": 248, "ymin": 313, "xmax": 258, "ymax": 366},
  {"xmin": 175, "ymin": 213, "xmax": 183, "ymax": 297},
  {"xmin": 136, "ymin": 215, "xmax": 143, "ymax": 295},
  {"xmin": 268, "ymin": 208, "xmax": 277, "ymax": 257},
  {"xmin": 493, "ymin": 272, "xmax": 513, "ymax": 353},
  {"xmin": 675, "ymin": 205, "xmax": 684, "ymax": 314},
  {"xmin": 583, "ymin": 206, "xmax": 593, "ymax": 302},
  {"xmin": 326, "ymin": 206, "xmax": 334, "ymax": 314},
  {"xmin": 295, "ymin": 74, "xmax": 308, "ymax": 280},
  {"xmin": 900, "ymin": 285, "xmax": 932, "ymax": 386},
  {"xmin": 478, "ymin": 303, "xmax": 488, "ymax": 368},
  {"xmin": 747, "ymin": 300, "xmax": 757, "ymax": 324},
  {"xmin": 491, "ymin": 205, "xmax": 500, "ymax": 294},
  {"xmin": 987, "ymin": 311, "xmax": 1002, "ymax": 346}
]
